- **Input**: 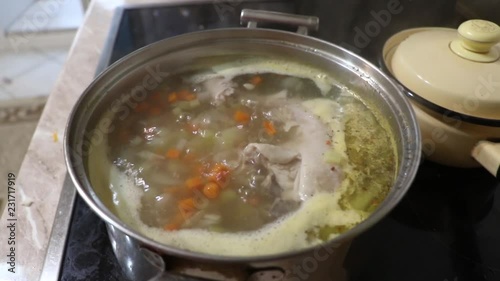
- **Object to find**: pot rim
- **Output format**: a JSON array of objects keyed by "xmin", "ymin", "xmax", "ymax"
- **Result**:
[
  {"xmin": 64, "ymin": 27, "xmax": 421, "ymax": 263},
  {"xmin": 380, "ymin": 27, "xmax": 500, "ymax": 128}
]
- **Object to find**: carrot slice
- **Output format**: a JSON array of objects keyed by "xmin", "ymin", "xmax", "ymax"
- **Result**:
[
  {"xmin": 263, "ymin": 120, "xmax": 276, "ymax": 136},
  {"xmin": 250, "ymin": 76, "xmax": 263, "ymax": 85},
  {"xmin": 166, "ymin": 148, "xmax": 181, "ymax": 159},
  {"xmin": 234, "ymin": 110, "xmax": 250, "ymax": 124},
  {"xmin": 207, "ymin": 163, "xmax": 230, "ymax": 187},
  {"xmin": 178, "ymin": 208, "xmax": 196, "ymax": 220},
  {"xmin": 168, "ymin": 92, "xmax": 178, "ymax": 103},
  {"xmin": 164, "ymin": 213, "xmax": 185, "ymax": 231},
  {"xmin": 179, "ymin": 198, "xmax": 197, "ymax": 209},
  {"xmin": 203, "ymin": 182, "xmax": 221, "ymax": 199},
  {"xmin": 178, "ymin": 198, "xmax": 197, "ymax": 218},
  {"xmin": 185, "ymin": 176, "xmax": 203, "ymax": 190}
]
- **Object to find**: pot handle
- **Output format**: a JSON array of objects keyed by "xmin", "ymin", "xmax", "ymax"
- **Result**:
[
  {"xmin": 240, "ymin": 9, "xmax": 319, "ymax": 35},
  {"xmin": 472, "ymin": 141, "xmax": 500, "ymax": 180}
]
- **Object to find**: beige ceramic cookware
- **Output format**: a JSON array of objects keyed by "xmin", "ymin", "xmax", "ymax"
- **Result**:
[{"xmin": 383, "ymin": 19, "xmax": 500, "ymax": 179}]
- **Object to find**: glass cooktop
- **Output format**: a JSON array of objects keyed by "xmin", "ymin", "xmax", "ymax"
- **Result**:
[{"xmin": 59, "ymin": 1, "xmax": 500, "ymax": 280}]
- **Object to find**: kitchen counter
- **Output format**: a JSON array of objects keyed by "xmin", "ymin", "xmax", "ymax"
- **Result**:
[{"xmin": 0, "ymin": 1, "xmax": 195, "ymax": 280}]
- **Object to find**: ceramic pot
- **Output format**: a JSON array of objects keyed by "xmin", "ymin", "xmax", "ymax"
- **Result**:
[{"xmin": 382, "ymin": 19, "xmax": 500, "ymax": 178}]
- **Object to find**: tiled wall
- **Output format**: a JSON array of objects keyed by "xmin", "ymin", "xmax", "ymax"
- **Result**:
[{"xmin": 0, "ymin": 0, "xmax": 84, "ymax": 101}]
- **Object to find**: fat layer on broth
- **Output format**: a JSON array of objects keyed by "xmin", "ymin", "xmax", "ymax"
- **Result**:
[{"xmin": 87, "ymin": 58, "xmax": 396, "ymax": 256}]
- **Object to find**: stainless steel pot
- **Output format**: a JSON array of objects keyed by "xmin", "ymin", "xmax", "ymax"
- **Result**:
[{"xmin": 64, "ymin": 10, "xmax": 421, "ymax": 281}]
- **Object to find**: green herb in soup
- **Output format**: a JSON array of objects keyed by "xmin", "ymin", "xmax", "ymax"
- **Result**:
[{"xmin": 92, "ymin": 59, "xmax": 397, "ymax": 256}]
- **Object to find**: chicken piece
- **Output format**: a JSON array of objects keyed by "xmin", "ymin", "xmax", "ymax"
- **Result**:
[
  {"xmin": 201, "ymin": 77, "xmax": 235, "ymax": 106},
  {"xmin": 243, "ymin": 143, "xmax": 301, "ymax": 201},
  {"xmin": 283, "ymin": 103, "xmax": 342, "ymax": 200},
  {"xmin": 242, "ymin": 101, "xmax": 342, "ymax": 202},
  {"xmin": 244, "ymin": 143, "xmax": 300, "ymax": 164}
]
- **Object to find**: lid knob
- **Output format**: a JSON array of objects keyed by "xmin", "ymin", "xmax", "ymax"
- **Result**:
[{"xmin": 450, "ymin": 19, "xmax": 500, "ymax": 62}]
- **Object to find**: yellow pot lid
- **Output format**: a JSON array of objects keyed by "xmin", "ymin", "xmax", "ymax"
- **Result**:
[{"xmin": 388, "ymin": 20, "xmax": 500, "ymax": 121}]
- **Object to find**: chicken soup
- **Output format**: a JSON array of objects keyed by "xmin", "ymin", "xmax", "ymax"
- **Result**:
[{"xmin": 88, "ymin": 58, "xmax": 397, "ymax": 256}]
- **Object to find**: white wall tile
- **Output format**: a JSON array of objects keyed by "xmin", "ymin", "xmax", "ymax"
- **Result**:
[
  {"xmin": 1, "ymin": 59, "xmax": 63, "ymax": 99},
  {"xmin": 45, "ymin": 0, "xmax": 84, "ymax": 31},
  {"xmin": 3, "ymin": 31, "xmax": 75, "ymax": 53},
  {"xmin": 0, "ymin": 0, "xmax": 80, "ymax": 101},
  {"xmin": 7, "ymin": 0, "xmax": 84, "ymax": 34},
  {"xmin": 0, "ymin": 87, "xmax": 13, "ymax": 101},
  {"xmin": 0, "ymin": 50, "xmax": 47, "ymax": 79}
]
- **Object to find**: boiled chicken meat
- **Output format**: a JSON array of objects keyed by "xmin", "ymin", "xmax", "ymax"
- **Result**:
[{"xmin": 242, "ymin": 100, "xmax": 342, "ymax": 202}]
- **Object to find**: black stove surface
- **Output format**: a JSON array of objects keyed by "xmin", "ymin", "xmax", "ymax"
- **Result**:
[{"xmin": 60, "ymin": 1, "xmax": 500, "ymax": 280}]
